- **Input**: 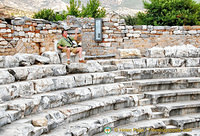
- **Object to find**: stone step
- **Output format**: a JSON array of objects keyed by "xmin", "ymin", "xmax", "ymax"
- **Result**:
[
  {"xmin": 145, "ymin": 88, "xmax": 200, "ymax": 104},
  {"xmin": 114, "ymin": 76, "xmax": 127, "ymax": 83},
  {"xmin": 110, "ymin": 58, "xmax": 200, "ymax": 70},
  {"xmin": 0, "ymin": 82, "xmax": 129, "ymax": 127},
  {"xmin": 112, "ymin": 70, "xmax": 122, "ymax": 76},
  {"xmin": 131, "ymin": 77, "xmax": 200, "ymax": 92},
  {"xmin": 152, "ymin": 112, "xmax": 164, "ymax": 119},
  {"xmin": 121, "ymin": 67, "xmax": 200, "ymax": 80},
  {"xmin": 156, "ymin": 100, "xmax": 200, "ymax": 117},
  {"xmin": 0, "ymin": 64, "xmax": 67, "ymax": 85},
  {"xmin": 0, "ymin": 71, "xmax": 115, "ymax": 103},
  {"xmin": 102, "ymin": 65, "xmax": 118, "ymax": 72},
  {"xmin": 125, "ymin": 88, "xmax": 139, "ymax": 94},
  {"xmin": 138, "ymin": 98, "xmax": 151, "ymax": 106},
  {"xmin": 0, "ymin": 60, "xmax": 107, "ymax": 85},
  {"xmin": 97, "ymin": 59, "xmax": 114, "ymax": 65},
  {"xmin": 169, "ymin": 113, "xmax": 200, "ymax": 129},
  {"xmin": 1, "ymin": 55, "xmax": 200, "ymax": 69},
  {"xmin": 0, "ymin": 106, "xmax": 152, "ymax": 136},
  {"xmin": 1, "ymin": 61, "xmax": 199, "ymax": 86}
]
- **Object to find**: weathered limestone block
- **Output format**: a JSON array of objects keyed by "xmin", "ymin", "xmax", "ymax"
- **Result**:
[
  {"xmin": 187, "ymin": 45, "xmax": 198, "ymax": 57},
  {"xmin": 97, "ymin": 60, "xmax": 113, "ymax": 65},
  {"xmin": 52, "ymin": 76, "xmax": 76, "ymax": 90},
  {"xmin": 157, "ymin": 58, "xmax": 170, "ymax": 68},
  {"xmin": 8, "ymin": 99, "xmax": 35, "ymax": 117},
  {"xmin": 92, "ymin": 73, "xmax": 115, "ymax": 84},
  {"xmin": 42, "ymin": 51, "xmax": 61, "ymax": 64},
  {"xmin": 146, "ymin": 58, "xmax": 169, "ymax": 68},
  {"xmin": 73, "ymin": 74, "xmax": 93, "ymax": 87},
  {"xmin": 4, "ymin": 56, "xmax": 19, "ymax": 68},
  {"xmin": 176, "ymin": 45, "xmax": 189, "ymax": 57},
  {"xmin": 68, "ymin": 88, "xmax": 92, "ymax": 102},
  {"xmin": 197, "ymin": 48, "xmax": 200, "ymax": 57},
  {"xmin": 188, "ymin": 30, "xmax": 197, "ymax": 34},
  {"xmin": 51, "ymin": 65, "xmax": 67, "ymax": 76},
  {"xmin": 0, "ymin": 123, "xmax": 34, "ymax": 136},
  {"xmin": 34, "ymin": 55, "xmax": 50, "ymax": 64},
  {"xmin": 6, "ymin": 110, "xmax": 22, "ymax": 123},
  {"xmin": 118, "ymin": 49, "xmax": 141, "ymax": 59},
  {"xmin": 170, "ymin": 58, "xmax": 185, "ymax": 67},
  {"xmin": 104, "ymin": 83, "xmax": 125, "ymax": 96},
  {"xmin": 146, "ymin": 58, "xmax": 158, "ymax": 68},
  {"xmin": 12, "ymin": 18, "xmax": 25, "ymax": 25},
  {"xmin": 123, "ymin": 59, "xmax": 135, "ymax": 69},
  {"xmin": 39, "ymin": 93, "xmax": 62, "ymax": 109},
  {"xmin": 86, "ymin": 61, "xmax": 104, "ymax": 72},
  {"xmin": 0, "ymin": 56, "xmax": 4, "ymax": 68},
  {"xmin": 42, "ymin": 66, "xmax": 54, "ymax": 77},
  {"xmin": 186, "ymin": 58, "xmax": 200, "ymax": 67},
  {"xmin": 112, "ymin": 60, "xmax": 124, "ymax": 70},
  {"xmin": 68, "ymin": 61, "xmax": 103, "ymax": 73},
  {"xmin": 14, "ymin": 53, "xmax": 35, "ymax": 66},
  {"xmin": 164, "ymin": 46, "xmax": 177, "ymax": 57},
  {"xmin": 0, "ymin": 112, "xmax": 9, "ymax": 127},
  {"xmin": 8, "ymin": 68, "xmax": 29, "ymax": 81},
  {"xmin": 165, "ymin": 44, "xmax": 197, "ymax": 58},
  {"xmin": 146, "ymin": 47, "xmax": 165, "ymax": 58},
  {"xmin": 0, "ymin": 24, "xmax": 6, "ymax": 28},
  {"xmin": 32, "ymin": 118, "xmax": 48, "ymax": 127},
  {"xmin": 67, "ymin": 63, "xmax": 88, "ymax": 73},
  {"xmin": 89, "ymin": 85, "xmax": 106, "ymax": 98},
  {"xmin": 58, "ymin": 104, "xmax": 90, "ymax": 122},
  {"xmin": 47, "ymin": 111, "xmax": 66, "ymax": 125},
  {"xmin": 102, "ymin": 65, "xmax": 118, "ymax": 72},
  {"xmin": 7, "ymin": 81, "xmax": 35, "ymax": 99},
  {"xmin": 132, "ymin": 59, "xmax": 146, "ymax": 68},
  {"xmin": 27, "ymin": 66, "xmax": 47, "ymax": 80},
  {"xmin": 0, "ymin": 70, "xmax": 15, "ymax": 85},
  {"xmin": 33, "ymin": 79, "xmax": 55, "ymax": 93},
  {"xmin": 0, "ymin": 86, "xmax": 10, "ymax": 102},
  {"xmin": 176, "ymin": 68, "xmax": 196, "ymax": 78}
]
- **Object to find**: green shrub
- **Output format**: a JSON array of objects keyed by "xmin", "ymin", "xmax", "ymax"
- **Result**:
[
  {"xmin": 67, "ymin": 0, "xmax": 81, "ymax": 17},
  {"xmin": 80, "ymin": 0, "xmax": 106, "ymax": 18},
  {"xmin": 33, "ymin": 9, "xmax": 55, "ymax": 21},
  {"xmin": 33, "ymin": 9, "xmax": 67, "ymax": 21},
  {"xmin": 137, "ymin": 0, "xmax": 200, "ymax": 26},
  {"xmin": 33, "ymin": 0, "xmax": 106, "ymax": 21},
  {"xmin": 121, "ymin": 15, "xmax": 138, "ymax": 26}
]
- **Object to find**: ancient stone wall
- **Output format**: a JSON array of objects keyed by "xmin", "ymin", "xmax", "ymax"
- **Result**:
[
  {"xmin": 71, "ymin": 15, "xmax": 200, "ymax": 56},
  {"xmin": 1, "ymin": 15, "xmax": 200, "ymax": 56},
  {"xmin": 0, "ymin": 17, "xmax": 63, "ymax": 55}
]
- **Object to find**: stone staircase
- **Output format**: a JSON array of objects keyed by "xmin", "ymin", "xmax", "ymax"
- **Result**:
[{"xmin": 1, "ymin": 49, "xmax": 200, "ymax": 136}]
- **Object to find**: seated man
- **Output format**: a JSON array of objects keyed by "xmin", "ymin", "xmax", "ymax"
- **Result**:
[{"xmin": 57, "ymin": 28, "xmax": 86, "ymax": 64}]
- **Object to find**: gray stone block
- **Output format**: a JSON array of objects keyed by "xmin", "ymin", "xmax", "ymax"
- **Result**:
[
  {"xmin": 147, "ymin": 47, "xmax": 165, "ymax": 58},
  {"xmin": 186, "ymin": 58, "xmax": 200, "ymax": 67},
  {"xmin": 42, "ymin": 51, "xmax": 61, "ymax": 64},
  {"xmin": 14, "ymin": 53, "xmax": 36, "ymax": 66},
  {"xmin": 170, "ymin": 58, "xmax": 185, "ymax": 67},
  {"xmin": 4, "ymin": 56, "xmax": 19, "ymax": 68}
]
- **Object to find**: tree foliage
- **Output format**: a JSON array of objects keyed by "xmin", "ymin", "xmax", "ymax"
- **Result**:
[
  {"xmin": 137, "ymin": 0, "xmax": 200, "ymax": 26},
  {"xmin": 67, "ymin": 0, "xmax": 81, "ymax": 17},
  {"xmin": 121, "ymin": 15, "xmax": 138, "ymax": 26},
  {"xmin": 33, "ymin": 9, "xmax": 67, "ymax": 21},
  {"xmin": 80, "ymin": 0, "xmax": 106, "ymax": 18},
  {"xmin": 33, "ymin": 0, "xmax": 106, "ymax": 21}
]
